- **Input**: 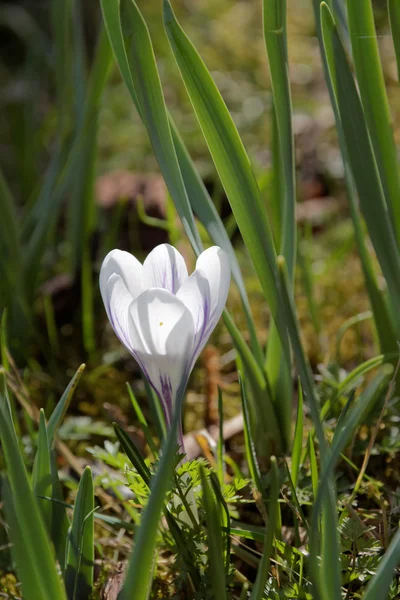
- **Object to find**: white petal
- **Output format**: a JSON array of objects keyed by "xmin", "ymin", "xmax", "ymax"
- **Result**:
[
  {"xmin": 128, "ymin": 288, "xmax": 195, "ymax": 425},
  {"xmin": 177, "ymin": 246, "xmax": 230, "ymax": 364},
  {"xmin": 100, "ymin": 250, "xmax": 143, "ymax": 320},
  {"xmin": 142, "ymin": 244, "xmax": 188, "ymax": 294},
  {"xmin": 105, "ymin": 274, "xmax": 135, "ymax": 352}
]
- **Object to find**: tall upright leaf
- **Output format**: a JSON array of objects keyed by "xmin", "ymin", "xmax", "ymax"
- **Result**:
[
  {"xmin": 263, "ymin": 0, "xmax": 296, "ymax": 448},
  {"xmin": 162, "ymin": 0, "xmax": 290, "ymax": 361},
  {"xmin": 119, "ymin": 0, "xmax": 202, "ymax": 254},
  {"xmin": 65, "ymin": 466, "xmax": 94, "ymax": 600},
  {"xmin": 346, "ymin": 0, "xmax": 400, "ymax": 244},
  {"xmin": 0, "ymin": 375, "xmax": 66, "ymax": 600},
  {"xmin": 320, "ymin": 3, "xmax": 400, "ymax": 318}
]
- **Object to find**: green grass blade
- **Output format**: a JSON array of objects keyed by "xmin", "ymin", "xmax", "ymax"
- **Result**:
[
  {"xmin": 309, "ymin": 432, "xmax": 319, "ymax": 499},
  {"xmin": 223, "ymin": 311, "xmax": 281, "ymax": 453},
  {"xmin": 99, "ymin": 0, "xmax": 264, "ymax": 368},
  {"xmin": 0, "ymin": 375, "xmax": 67, "ymax": 600},
  {"xmin": 114, "ymin": 423, "xmax": 151, "ymax": 485},
  {"xmin": 363, "ymin": 527, "xmax": 400, "ymax": 600},
  {"xmin": 291, "ymin": 381, "xmax": 304, "ymax": 488},
  {"xmin": 276, "ymin": 256, "xmax": 341, "ymax": 600},
  {"xmin": 310, "ymin": 369, "xmax": 391, "ymax": 588},
  {"xmin": 389, "ymin": 0, "xmax": 400, "ymax": 82},
  {"xmin": 119, "ymin": 394, "xmax": 182, "ymax": 600},
  {"xmin": 65, "ymin": 466, "xmax": 94, "ymax": 600},
  {"xmin": 47, "ymin": 364, "xmax": 85, "ymax": 446},
  {"xmin": 170, "ymin": 123, "xmax": 264, "ymax": 366},
  {"xmin": 50, "ymin": 450, "xmax": 70, "ymax": 572},
  {"xmin": 250, "ymin": 456, "xmax": 279, "ymax": 600},
  {"xmin": 2, "ymin": 478, "xmax": 52, "ymax": 600},
  {"xmin": 263, "ymin": 0, "xmax": 296, "ymax": 277},
  {"xmin": 119, "ymin": 0, "xmax": 201, "ymax": 254},
  {"xmin": 311, "ymin": 0, "xmax": 398, "ymax": 356},
  {"xmin": 320, "ymin": 3, "xmax": 400, "ymax": 317},
  {"xmin": 346, "ymin": 0, "xmax": 400, "ymax": 244},
  {"xmin": 32, "ymin": 409, "xmax": 53, "ymax": 531},
  {"xmin": 335, "ymin": 354, "xmax": 386, "ymax": 398},
  {"xmin": 163, "ymin": 0, "xmax": 290, "ymax": 358},
  {"xmin": 239, "ymin": 372, "xmax": 263, "ymax": 495},
  {"xmin": 200, "ymin": 468, "xmax": 227, "ymax": 600},
  {"xmin": 127, "ymin": 382, "xmax": 158, "ymax": 455}
]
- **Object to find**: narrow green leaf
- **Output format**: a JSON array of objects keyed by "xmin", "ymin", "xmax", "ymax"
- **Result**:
[
  {"xmin": 119, "ymin": 394, "xmax": 182, "ymax": 600},
  {"xmin": 32, "ymin": 409, "xmax": 53, "ymax": 531},
  {"xmin": 200, "ymin": 467, "xmax": 226, "ymax": 600},
  {"xmin": 217, "ymin": 387, "xmax": 225, "ymax": 486},
  {"xmin": 2, "ymin": 478, "xmax": 53, "ymax": 600},
  {"xmin": 310, "ymin": 366, "xmax": 393, "ymax": 598},
  {"xmin": 347, "ymin": 0, "xmax": 400, "ymax": 244},
  {"xmin": 309, "ymin": 432, "xmax": 318, "ymax": 499},
  {"xmin": 250, "ymin": 456, "xmax": 279, "ymax": 600},
  {"xmin": 163, "ymin": 0, "xmax": 290, "ymax": 361},
  {"xmin": 0, "ymin": 375, "xmax": 67, "ymax": 600},
  {"xmin": 311, "ymin": 0, "xmax": 398, "ymax": 356},
  {"xmin": 119, "ymin": 0, "xmax": 201, "ymax": 253},
  {"xmin": 276, "ymin": 256, "xmax": 341, "ymax": 600},
  {"xmin": 100, "ymin": 0, "xmax": 263, "ymax": 366},
  {"xmin": 320, "ymin": 3, "xmax": 400, "ymax": 317},
  {"xmin": 223, "ymin": 310, "xmax": 282, "ymax": 452},
  {"xmin": 170, "ymin": 123, "xmax": 264, "ymax": 365},
  {"xmin": 114, "ymin": 423, "xmax": 151, "ymax": 485},
  {"xmin": 263, "ymin": 0, "xmax": 296, "ymax": 277},
  {"xmin": 127, "ymin": 382, "xmax": 158, "ymax": 455},
  {"xmin": 239, "ymin": 372, "xmax": 263, "ymax": 495},
  {"xmin": 65, "ymin": 466, "xmax": 94, "ymax": 600},
  {"xmin": 363, "ymin": 527, "xmax": 400, "ymax": 600},
  {"xmin": 291, "ymin": 381, "xmax": 304, "ymax": 488},
  {"xmin": 47, "ymin": 364, "xmax": 85, "ymax": 447},
  {"xmin": 389, "ymin": 0, "xmax": 400, "ymax": 82}
]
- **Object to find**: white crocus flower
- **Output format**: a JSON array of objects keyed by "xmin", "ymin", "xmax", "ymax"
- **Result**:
[{"xmin": 100, "ymin": 244, "xmax": 230, "ymax": 433}]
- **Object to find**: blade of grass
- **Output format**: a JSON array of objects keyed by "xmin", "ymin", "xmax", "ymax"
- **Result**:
[
  {"xmin": 239, "ymin": 372, "xmax": 263, "ymax": 496},
  {"xmin": 389, "ymin": 0, "xmax": 400, "ymax": 82},
  {"xmin": 118, "ymin": 389, "xmax": 184, "ymax": 600},
  {"xmin": 200, "ymin": 468, "xmax": 227, "ymax": 600},
  {"xmin": 309, "ymin": 432, "xmax": 318, "ymax": 499},
  {"xmin": 263, "ymin": 0, "xmax": 296, "ymax": 448},
  {"xmin": 32, "ymin": 409, "xmax": 53, "ymax": 532},
  {"xmin": 0, "ymin": 374, "xmax": 67, "ymax": 600},
  {"xmin": 163, "ymin": 0, "xmax": 290, "ymax": 360},
  {"xmin": 276, "ymin": 255, "xmax": 341, "ymax": 600},
  {"xmin": 250, "ymin": 456, "xmax": 279, "ymax": 600},
  {"xmin": 47, "ymin": 364, "xmax": 86, "ymax": 446},
  {"xmin": 114, "ymin": 423, "xmax": 151, "ymax": 485},
  {"xmin": 363, "ymin": 527, "xmax": 400, "ymax": 600},
  {"xmin": 291, "ymin": 381, "xmax": 304, "ymax": 488},
  {"xmin": 126, "ymin": 382, "xmax": 158, "ymax": 455},
  {"xmin": 99, "ymin": 0, "xmax": 263, "ymax": 367},
  {"xmin": 311, "ymin": 0, "xmax": 398, "ymax": 357},
  {"xmin": 119, "ymin": 0, "xmax": 201, "ymax": 254},
  {"xmin": 346, "ymin": 0, "xmax": 400, "ymax": 245},
  {"xmin": 320, "ymin": 3, "xmax": 400, "ymax": 318},
  {"xmin": 65, "ymin": 466, "xmax": 94, "ymax": 600}
]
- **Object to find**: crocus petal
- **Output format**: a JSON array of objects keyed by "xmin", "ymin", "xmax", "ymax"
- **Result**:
[
  {"xmin": 177, "ymin": 246, "xmax": 230, "ymax": 365},
  {"xmin": 105, "ymin": 274, "xmax": 135, "ymax": 351},
  {"xmin": 128, "ymin": 288, "xmax": 195, "ymax": 426},
  {"xmin": 100, "ymin": 250, "xmax": 143, "ymax": 321},
  {"xmin": 142, "ymin": 244, "xmax": 188, "ymax": 294}
]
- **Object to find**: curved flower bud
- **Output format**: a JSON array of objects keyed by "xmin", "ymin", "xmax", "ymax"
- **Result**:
[{"xmin": 100, "ymin": 244, "xmax": 230, "ymax": 431}]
